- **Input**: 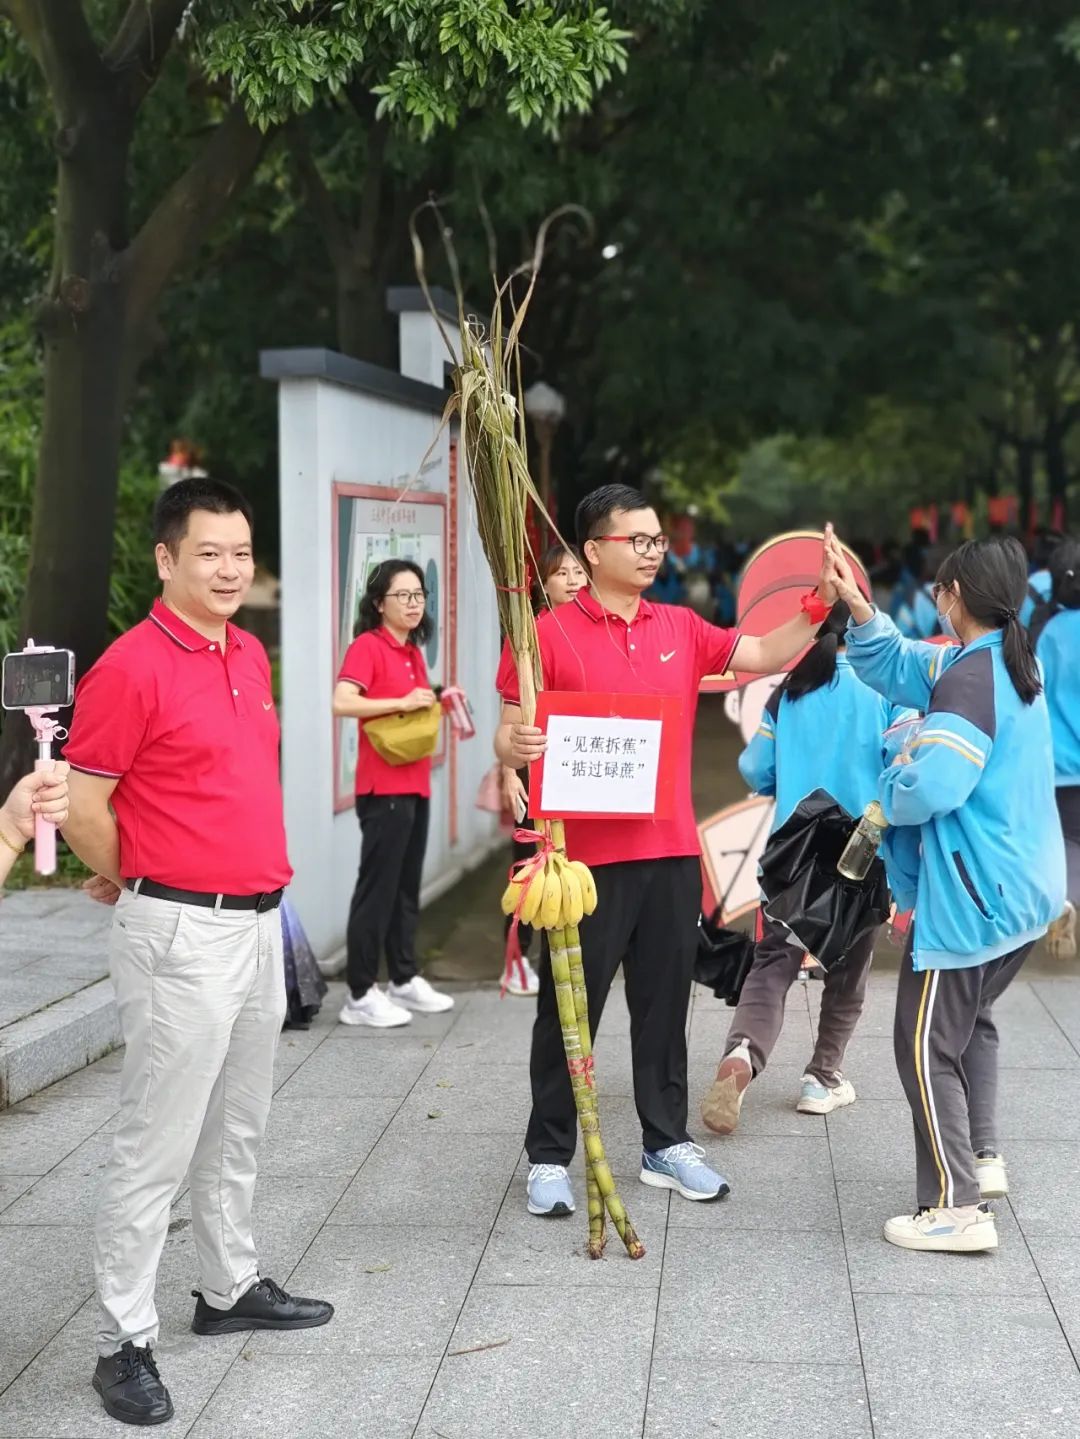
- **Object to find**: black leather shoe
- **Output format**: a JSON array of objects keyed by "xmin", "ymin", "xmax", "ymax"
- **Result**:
[
  {"xmin": 190, "ymin": 1276, "xmax": 334, "ymax": 1335},
  {"xmin": 92, "ymin": 1343, "xmax": 174, "ymax": 1426}
]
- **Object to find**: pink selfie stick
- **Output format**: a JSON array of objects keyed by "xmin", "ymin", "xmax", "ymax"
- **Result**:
[{"xmin": 21, "ymin": 640, "xmax": 68, "ymax": 877}]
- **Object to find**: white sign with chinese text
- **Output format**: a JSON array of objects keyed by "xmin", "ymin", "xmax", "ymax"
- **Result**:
[{"xmin": 541, "ymin": 715, "xmax": 663, "ymax": 815}]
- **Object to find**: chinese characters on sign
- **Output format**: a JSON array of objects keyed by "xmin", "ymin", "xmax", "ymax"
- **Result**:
[{"xmin": 540, "ymin": 716, "xmax": 664, "ymax": 815}]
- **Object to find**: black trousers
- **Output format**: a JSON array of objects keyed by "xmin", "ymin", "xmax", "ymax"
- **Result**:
[
  {"xmin": 526, "ymin": 855, "xmax": 700, "ymax": 1164},
  {"xmin": 346, "ymin": 794, "xmax": 429, "ymax": 999},
  {"xmin": 1058, "ymin": 785, "xmax": 1080, "ymax": 906}
]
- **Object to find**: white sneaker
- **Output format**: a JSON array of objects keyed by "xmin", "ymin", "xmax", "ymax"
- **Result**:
[
  {"xmin": 338, "ymin": 987, "xmax": 412, "ymax": 1029},
  {"xmin": 1047, "ymin": 902, "xmax": 1077, "ymax": 961},
  {"xmin": 506, "ymin": 957, "xmax": 540, "ymax": 997},
  {"xmin": 796, "ymin": 1074, "xmax": 857, "ymax": 1115},
  {"xmin": 388, "ymin": 976, "xmax": 455, "ymax": 1014},
  {"xmin": 884, "ymin": 1204, "xmax": 998, "ymax": 1253},
  {"xmin": 975, "ymin": 1150, "xmax": 1008, "ymax": 1199}
]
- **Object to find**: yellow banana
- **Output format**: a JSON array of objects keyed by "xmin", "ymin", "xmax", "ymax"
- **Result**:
[
  {"xmin": 500, "ymin": 879, "xmax": 521, "ymax": 917},
  {"xmin": 559, "ymin": 862, "xmax": 584, "ymax": 927},
  {"xmin": 520, "ymin": 867, "xmax": 547, "ymax": 926},
  {"xmin": 539, "ymin": 859, "xmax": 563, "ymax": 930},
  {"xmin": 569, "ymin": 859, "xmax": 598, "ymax": 915}
]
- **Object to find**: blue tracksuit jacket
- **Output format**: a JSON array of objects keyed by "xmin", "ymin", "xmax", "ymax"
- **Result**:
[
  {"xmin": 846, "ymin": 609, "xmax": 1065, "ymax": 971},
  {"xmin": 739, "ymin": 655, "xmax": 913, "ymax": 832},
  {"xmin": 1036, "ymin": 607, "xmax": 1080, "ymax": 787}
]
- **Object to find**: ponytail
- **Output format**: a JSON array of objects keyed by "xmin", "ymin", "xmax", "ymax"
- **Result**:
[
  {"xmin": 937, "ymin": 537, "xmax": 1042, "ymax": 705},
  {"xmin": 1000, "ymin": 612, "xmax": 1042, "ymax": 705},
  {"xmin": 783, "ymin": 601, "xmax": 850, "ymax": 701}
]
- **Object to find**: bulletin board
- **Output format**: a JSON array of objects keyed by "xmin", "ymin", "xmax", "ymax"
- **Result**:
[{"xmin": 332, "ymin": 484, "xmax": 449, "ymax": 811}]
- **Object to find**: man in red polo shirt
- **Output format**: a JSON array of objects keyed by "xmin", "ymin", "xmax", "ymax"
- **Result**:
[
  {"xmin": 496, "ymin": 484, "xmax": 837, "ymax": 1217},
  {"xmin": 63, "ymin": 479, "xmax": 332, "ymax": 1428}
]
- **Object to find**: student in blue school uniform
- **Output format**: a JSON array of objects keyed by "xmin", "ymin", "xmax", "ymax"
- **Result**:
[
  {"xmin": 1033, "ymin": 538, "xmax": 1080, "ymax": 959},
  {"xmin": 1019, "ymin": 528, "xmax": 1064, "ymax": 628},
  {"xmin": 700, "ymin": 602, "xmax": 915, "ymax": 1136},
  {"xmin": 825, "ymin": 533, "xmax": 1065, "ymax": 1255}
]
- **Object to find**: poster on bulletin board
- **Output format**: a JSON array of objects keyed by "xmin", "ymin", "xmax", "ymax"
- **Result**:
[{"xmin": 333, "ymin": 483, "xmax": 448, "ymax": 810}]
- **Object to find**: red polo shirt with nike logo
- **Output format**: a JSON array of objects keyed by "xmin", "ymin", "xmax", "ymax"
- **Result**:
[
  {"xmin": 64, "ymin": 598, "xmax": 292, "ymax": 893},
  {"xmin": 497, "ymin": 591, "xmax": 740, "ymax": 867}
]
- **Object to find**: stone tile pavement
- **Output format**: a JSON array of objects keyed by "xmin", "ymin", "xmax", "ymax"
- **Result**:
[{"xmin": 0, "ymin": 969, "xmax": 1079, "ymax": 1437}]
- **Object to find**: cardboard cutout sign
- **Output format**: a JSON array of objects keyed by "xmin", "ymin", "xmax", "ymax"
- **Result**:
[
  {"xmin": 700, "ymin": 530, "xmax": 870, "ymax": 693},
  {"xmin": 699, "ymin": 796, "xmax": 775, "ymax": 922}
]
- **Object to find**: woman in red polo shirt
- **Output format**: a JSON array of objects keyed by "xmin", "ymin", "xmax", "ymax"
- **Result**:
[{"xmin": 333, "ymin": 559, "xmax": 454, "ymax": 1027}]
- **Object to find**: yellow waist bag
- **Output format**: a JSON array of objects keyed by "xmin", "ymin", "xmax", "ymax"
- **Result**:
[{"xmin": 363, "ymin": 701, "xmax": 442, "ymax": 765}]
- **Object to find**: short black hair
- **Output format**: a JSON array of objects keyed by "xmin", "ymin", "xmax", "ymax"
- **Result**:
[
  {"xmin": 154, "ymin": 478, "xmax": 254, "ymax": 554},
  {"xmin": 574, "ymin": 484, "xmax": 651, "ymax": 550},
  {"xmin": 355, "ymin": 559, "xmax": 433, "ymax": 646}
]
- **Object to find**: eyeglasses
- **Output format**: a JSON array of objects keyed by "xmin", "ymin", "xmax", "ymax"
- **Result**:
[
  {"xmin": 385, "ymin": 590, "xmax": 426, "ymax": 606},
  {"xmin": 593, "ymin": 533, "xmax": 670, "ymax": 557}
]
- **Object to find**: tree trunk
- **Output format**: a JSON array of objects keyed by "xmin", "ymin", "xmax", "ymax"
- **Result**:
[
  {"xmin": 1045, "ymin": 417, "xmax": 1069, "ymax": 528},
  {"xmin": 0, "ymin": 82, "xmax": 132, "ymax": 792},
  {"xmin": 1016, "ymin": 438, "xmax": 1035, "ymax": 534},
  {"xmin": 336, "ymin": 258, "xmax": 396, "ymax": 366}
]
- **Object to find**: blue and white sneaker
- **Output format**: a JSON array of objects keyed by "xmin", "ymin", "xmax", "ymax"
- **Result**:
[
  {"xmin": 883, "ymin": 1204, "xmax": 998, "ymax": 1252},
  {"xmin": 640, "ymin": 1142, "xmax": 730, "ymax": 1202},
  {"xmin": 796, "ymin": 1074, "xmax": 856, "ymax": 1115},
  {"xmin": 527, "ymin": 1164, "xmax": 575, "ymax": 1216}
]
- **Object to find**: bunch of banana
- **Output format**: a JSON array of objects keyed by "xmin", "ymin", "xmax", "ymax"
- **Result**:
[{"xmin": 499, "ymin": 851, "xmax": 598, "ymax": 931}]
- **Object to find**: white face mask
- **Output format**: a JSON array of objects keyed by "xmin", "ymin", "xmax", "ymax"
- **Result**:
[{"xmin": 937, "ymin": 598, "xmax": 959, "ymax": 640}]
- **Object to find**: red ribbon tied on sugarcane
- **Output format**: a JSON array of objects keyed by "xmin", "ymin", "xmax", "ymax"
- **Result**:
[
  {"xmin": 500, "ymin": 827, "xmax": 555, "ymax": 998},
  {"xmin": 568, "ymin": 1055, "xmax": 596, "ymax": 1089}
]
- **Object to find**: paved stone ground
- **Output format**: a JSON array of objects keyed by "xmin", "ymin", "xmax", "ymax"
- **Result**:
[
  {"xmin": 0, "ymin": 890, "xmax": 112, "ymax": 1018},
  {"xmin": 0, "ymin": 966, "xmax": 1079, "ymax": 1438}
]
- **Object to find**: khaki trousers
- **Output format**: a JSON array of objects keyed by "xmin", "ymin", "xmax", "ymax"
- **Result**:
[{"xmin": 94, "ymin": 889, "xmax": 286, "ymax": 1356}]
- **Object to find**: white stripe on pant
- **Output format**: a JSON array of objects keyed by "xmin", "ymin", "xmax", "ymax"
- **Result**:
[{"xmin": 95, "ymin": 889, "xmax": 286, "ymax": 1356}]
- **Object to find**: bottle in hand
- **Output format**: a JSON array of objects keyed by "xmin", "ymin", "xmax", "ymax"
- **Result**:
[{"xmin": 837, "ymin": 801, "xmax": 888, "ymax": 882}]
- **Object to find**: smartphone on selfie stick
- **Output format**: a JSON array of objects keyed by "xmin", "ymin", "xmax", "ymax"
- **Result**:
[{"xmin": 1, "ymin": 642, "xmax": 75, "ymax": 875}]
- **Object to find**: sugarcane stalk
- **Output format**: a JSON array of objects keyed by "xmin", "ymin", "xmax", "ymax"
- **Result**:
[
  {"xmin": 548, "ymin": 819, "xmax": 604, "ymax": 1256},
  {"xmin": 548, "ymin": 924, "xmax": 644, "ymax": 1259}
]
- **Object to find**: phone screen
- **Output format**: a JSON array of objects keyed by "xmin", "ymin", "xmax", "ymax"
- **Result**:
[{"xmin": 1, "ymin": 650, "xmax": 75, "ymax": 710}]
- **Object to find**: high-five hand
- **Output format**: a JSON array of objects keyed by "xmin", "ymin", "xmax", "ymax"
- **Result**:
[
  {"xmin": 817, "ymin": 522, "xmax": 839, "ymax": 604},
  {"xmin": 824, "ymin": 533, "xmax": 873, "ymax": 622}
]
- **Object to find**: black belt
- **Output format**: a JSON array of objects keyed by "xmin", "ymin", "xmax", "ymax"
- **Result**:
[{"xmin": 125, "ymin": 879, "xmax": 284, "ymax": 913}]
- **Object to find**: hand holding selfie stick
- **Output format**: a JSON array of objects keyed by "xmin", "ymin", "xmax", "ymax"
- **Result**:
[{"xmin": 2, "ymin": 640, "xmax": 74, "ymax": 877}]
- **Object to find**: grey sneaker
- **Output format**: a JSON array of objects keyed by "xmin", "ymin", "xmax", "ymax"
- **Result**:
[
  {"xmin": 640, "ymin": 1142, "xmax": 730, "ymax": 1201},
  {"xmin": 527, "ymin": 1163, "xmax": 575, "ymax": 1216}
]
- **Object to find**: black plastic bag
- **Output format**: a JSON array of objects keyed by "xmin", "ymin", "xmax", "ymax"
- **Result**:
[
  {"xmin": 694, "ymin": 909, "xmax": 756, "ymax": 1006},
  {"xmin": 281, "ymin": 895, "xmax": 328, "ymax": 1029},
  {"xmin": 758, "ymin": 788, "xmax": 890, "ymax": 971}
]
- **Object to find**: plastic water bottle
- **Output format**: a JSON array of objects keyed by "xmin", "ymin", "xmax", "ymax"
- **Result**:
[{"xmin": 837, "ymin": 801, "xmax": 888, "ymax": 881}]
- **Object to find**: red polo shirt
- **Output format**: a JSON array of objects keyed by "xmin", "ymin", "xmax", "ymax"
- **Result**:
[
  {"xmin": 338, "ymin": 628, "xmax": 433, "ymax": 798},
  {"xmin": 64, "ymin": 599, "xmax": 292, "ymax": 894},
  {"xmin": 498, "ymin": 591, "xmax": 740, "ymax": 867}
]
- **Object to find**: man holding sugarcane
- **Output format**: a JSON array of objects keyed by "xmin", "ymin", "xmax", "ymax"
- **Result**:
[{"xmin": 496, "ymin": 485, "xmax": 841, "ymax": 1216}]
